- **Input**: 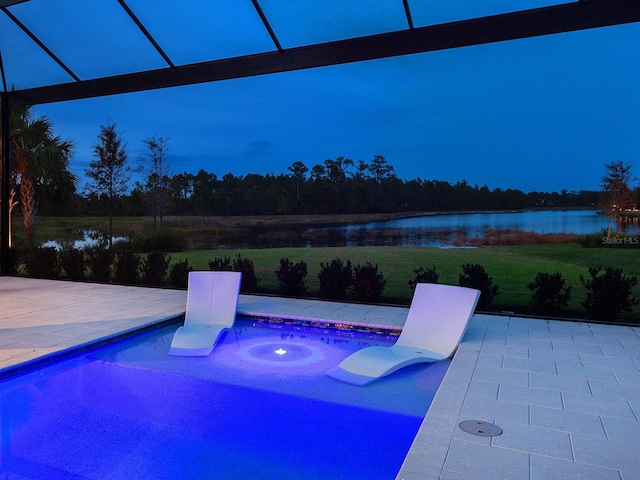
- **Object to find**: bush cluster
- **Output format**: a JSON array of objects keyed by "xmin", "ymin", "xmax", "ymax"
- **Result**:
[
  {"xmin": 113, "ymin": 246, "xmax": 140, "ymax": 285},
  {"xmin": 316, "ymin": 258, "xmax": 387, "ymax": 302},
  {"xmin": 208, "ymin": 254, "xmax": 260, "ymax": 293},
  {"xmin": 60, "ymin": 246, "xmax": 86, "ymax": 280},
  {"xmin": 23, "ymin": 246, "xmax": 61, "ymax": 278},
  {"xmin": 408, "ymin": 266, "xmax": 439, "ymax": 292},
  {"xmin": 86, "ymin": 247, "xmax": 112, "ymax": 282},
  {"xmin": 527, "ymin": 272, "xmax": 571, "ymax": 316},
  {"xmin": 318, "ymin": 258, "xmax": 354, "ymax": 300},
  {"xmin": 353, "ymin": 262, "xmax": 386, "ymax": 302},
  {"xmin": 580, "ymin": 266, "xmax": 639, "ymax": 320},
  {"xmin": 141, "ymin": 251, "xmax": 171, "ymax": 286},
  {"xmin": 458, "ymin": 263, "xmax": 499, "ymax": 311},
  {"xmin": 167, "ymin": 258, "xmax": 193, "ymax": 289},
  {"xmin": 275, "ymin": 258, "xmax": 308, "ymax": 296}
]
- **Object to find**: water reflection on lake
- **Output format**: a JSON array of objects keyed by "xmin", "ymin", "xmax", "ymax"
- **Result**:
[
  {"xmin": 311, "ymin": 209, "xmax": 640, "ymax": 248},
  {"xmin": 42, "ymin": 230, "xmax": 128, "ymax": 250}
]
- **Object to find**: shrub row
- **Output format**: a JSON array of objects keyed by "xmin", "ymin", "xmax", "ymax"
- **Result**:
[
  {"xmin": 214, "ymin": 255, "xmax": 638, "ymax": 321},
  {"xmin": 207, "ymin": 256, "xmax": 386, "ymax": 302},
  {"xmin": 18, "ymin": 244, "xmax": 193, "ymax": 288},
  {"xmin": 316, "ymin": 259, "xmax": 386, "ymax": 302},
  {"xmin": 406, "ymin": 262, "xmax": 638, "ymax": 321},
  {"xmin": 14, "ymin": 246, "xmax": 639, "ymax": 321}
]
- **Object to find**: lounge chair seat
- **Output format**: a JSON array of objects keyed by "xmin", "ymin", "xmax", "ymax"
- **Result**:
[
  {"xmin": 169, "ymin": 271, "xmax": 242, "ymax": 356},
  {"xmin": 327, "ymin": 283, "xmax": 480, "ymax": 386}
]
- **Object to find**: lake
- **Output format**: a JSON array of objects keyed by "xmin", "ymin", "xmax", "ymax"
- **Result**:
[
  {"xmin": 306, "ymin": 209, "xmax": 640, "ymax": 248},
  {"xmin": 40, "ymin": 210, "xmax": 640, "ymax": 250}
]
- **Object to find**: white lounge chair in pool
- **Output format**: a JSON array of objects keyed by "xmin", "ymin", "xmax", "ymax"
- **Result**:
[
  {"xmin": 327, "ymin": 283, "xmax": 480, "ymax": 386},
  {"xmin": 169, "ymin": 271, "xmax": 242, "ymax": 356}
]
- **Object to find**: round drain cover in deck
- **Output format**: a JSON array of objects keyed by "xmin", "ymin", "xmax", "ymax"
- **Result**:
[{"xmin": 459, "ymin": 420, "xmax": 503, "ymax": 437}]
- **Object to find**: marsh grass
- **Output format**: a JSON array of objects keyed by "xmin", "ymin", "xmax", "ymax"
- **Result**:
[{"xmin": 461, "ymin": 229, "xmax": 580, "ymax": 246}]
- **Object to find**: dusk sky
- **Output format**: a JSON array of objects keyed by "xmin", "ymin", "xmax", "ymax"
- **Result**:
[{"xmin": 3, "ymin": 1, "xmax": 639, "ymax": 194}]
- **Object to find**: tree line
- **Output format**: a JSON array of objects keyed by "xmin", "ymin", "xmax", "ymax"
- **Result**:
[
  {"xmin": 57, "ymin": 153, "xmax": 604, "ymax": 219},
  {"xmin": 10, "ymin": 114, "xmax": 633, "ymax": 243},
  {"xmin": 114, "ymin": 165, "xmax": 600, "ymax": 218}
]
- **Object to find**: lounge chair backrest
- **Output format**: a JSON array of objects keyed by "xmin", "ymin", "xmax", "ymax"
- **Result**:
[
  {"xmin": 396, "ymin": 283, "xmax": 480, "ymax": 357},
  {"xmin": 184, "ymin": 271, "xmax": 242, "ymax": 327}
]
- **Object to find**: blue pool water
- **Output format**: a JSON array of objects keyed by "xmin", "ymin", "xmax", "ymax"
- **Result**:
[{"xmin": 1, "ymin": 319, "xmax": 449, "ymax": 479}]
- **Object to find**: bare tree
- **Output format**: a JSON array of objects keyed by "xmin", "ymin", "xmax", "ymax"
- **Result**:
[
  {"xmin": 601, "ymin": 160, "xmax": 636, "ymax": 238},
  {"xmin": 140, "ymin": 135, "xmax": 170, "ymax": 230},
  {"xmin": 86, "ymin": 121, "xmax": 129, "ymax": 248}
]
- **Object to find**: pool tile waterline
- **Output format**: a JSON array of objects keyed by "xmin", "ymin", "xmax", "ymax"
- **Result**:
[{"xmin": 1, "ymin": 277, "xmax": 639, "ymax": 479}]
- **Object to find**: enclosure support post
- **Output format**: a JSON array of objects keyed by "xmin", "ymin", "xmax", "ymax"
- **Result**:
[{"xmin": 0, "ymin": 93, "xmax": 10, "ymax": 275}]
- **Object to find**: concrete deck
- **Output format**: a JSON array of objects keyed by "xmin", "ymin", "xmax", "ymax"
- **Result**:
[{"xmin": 1, "ymin": 277, "xmax": 639, "ymax": 479}]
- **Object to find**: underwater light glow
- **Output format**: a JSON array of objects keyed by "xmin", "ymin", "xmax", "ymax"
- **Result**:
[{"xmin": 239, "ymin": 341, "xmax": 324, "ymax": 366}]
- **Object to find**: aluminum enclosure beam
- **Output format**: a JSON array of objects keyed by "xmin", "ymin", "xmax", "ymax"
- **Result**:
[
  {"xmin": 1, "ymin": 93, "xmax": 10, "ymax": 274},
  {"xmin": 9, "ymin": 0, "xmax": 640, "ymax": 107}
]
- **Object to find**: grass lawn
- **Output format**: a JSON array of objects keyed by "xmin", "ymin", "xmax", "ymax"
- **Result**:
[{"xmin": 180, "ymin": 244, "xmax": 640, "ymax": 319}]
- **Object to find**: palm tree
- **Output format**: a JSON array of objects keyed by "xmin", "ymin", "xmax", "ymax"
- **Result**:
[{"xmin": 10, "ymin": 105, "xmax": 76, "ymax": 244}]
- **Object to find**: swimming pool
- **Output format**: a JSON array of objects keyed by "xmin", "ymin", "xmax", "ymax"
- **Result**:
[{"xmin": 1, "ymin": 318, "xmax": 449, "ymax": 479}]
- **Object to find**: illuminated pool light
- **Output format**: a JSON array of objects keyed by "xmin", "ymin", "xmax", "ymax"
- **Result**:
[{"xmin": 239, "ymin": 341, "xmax": 324, "ymax": 366}]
